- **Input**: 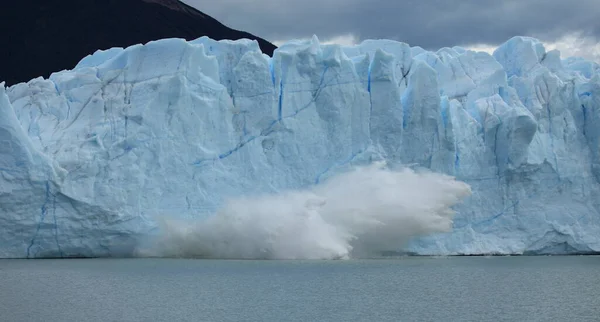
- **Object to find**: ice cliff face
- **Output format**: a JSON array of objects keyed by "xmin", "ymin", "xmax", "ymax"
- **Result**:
[{"xmin": 1, "ymin": 35, "xmax": 599, "ymax": 258}]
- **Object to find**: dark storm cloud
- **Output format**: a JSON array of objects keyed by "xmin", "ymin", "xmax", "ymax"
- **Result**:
[{"xmin": 183, "ymin": 0, "xmax": 600, "ymax": 49}]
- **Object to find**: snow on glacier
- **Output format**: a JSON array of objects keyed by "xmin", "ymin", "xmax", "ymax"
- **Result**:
[{"xmin": 1, "ymin": 35, "xmax": 599, "ymax": 258}]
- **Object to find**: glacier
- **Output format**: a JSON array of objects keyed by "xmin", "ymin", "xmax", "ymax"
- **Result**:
[{"xmin": 1, "ymin": 35, "xmax": 599, "ymax": 258}]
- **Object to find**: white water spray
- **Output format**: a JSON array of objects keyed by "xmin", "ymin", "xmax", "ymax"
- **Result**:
[{"xmin": 139, "ymin": 162, "xmax": 471, "ymax": 259}]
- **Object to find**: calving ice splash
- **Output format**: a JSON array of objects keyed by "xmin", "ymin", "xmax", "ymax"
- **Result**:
[
  {"xmin": 139, "ymin": 162, "xmax": 471, "ymax": 259},
  {"xmin": 0, "ymin": 35, "xmax": 599, "ymax": 258}
]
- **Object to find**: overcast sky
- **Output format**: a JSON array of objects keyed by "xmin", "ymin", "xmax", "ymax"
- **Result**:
[{"xmin": 182, "ymin": 0, "xmax": 600, "ymax": 61}]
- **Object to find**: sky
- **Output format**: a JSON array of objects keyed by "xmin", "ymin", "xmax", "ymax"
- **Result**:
[{"xmin": 182, "ymin": 0, "xmax": 600, "ymax": 61}]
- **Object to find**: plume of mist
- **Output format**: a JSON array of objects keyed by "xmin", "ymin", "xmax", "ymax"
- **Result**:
[{"xmin": 138, "ymin": 162, "xmax": 471, "ymax": 259}]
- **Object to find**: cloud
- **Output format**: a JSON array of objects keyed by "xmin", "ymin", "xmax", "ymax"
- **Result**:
[
  {"xmin": 465, "ymin": 33, "xmax": 600, "ymax": 62},
  {"xmin": 272, "ymin": 33, "xmax": 358, "ymax": 47},
  {"xmin": 545, "ymin": 33, "xmax": 600, "ymax": 62},
  {"xmin": 184, "ymin": 0, "xmax": 600, "ymax": 60}
]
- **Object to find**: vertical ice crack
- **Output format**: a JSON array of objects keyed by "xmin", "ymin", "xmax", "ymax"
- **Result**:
[
  {"xmin": 581, "ymin": 104, "xmax": 587, "ymax": 138},
  {"xmin": 26, "ymin": 181, "xmax": 51, "ymax": 259},
  {"xmin": 493, "ymin": 125, "xmax": 502, "ymax": 177},
  {"xmin": 186, "ymin": 196, "xmax": 192, "ymax": 210},
  {"xmin": 316, "ymin": 66, "xmax": 329, "ymax": 96},
  {"xmin": 454, "ymin": 148, "xmax": 460, "ymax": 173},
  {"xmin": 545, "ymin": 102, "xmax": 560, "ymax": 179},
  {"xmin": 367, "ymin": 60, "xmax": 373, "ymax": 136},
  {"xmin": 52, "ymin": 193, "xmax": 63, "ymax": 258},
  {"xmin": 428, "ymin": 127, "xmax": 439, "ymax": 168},
  {"xmin": 400, "ymin": 66, "xmax": 411, "ymax": 87},
  {"xmin": 278, "ymin": 80, "xmax": 283, "ymax": 120}
]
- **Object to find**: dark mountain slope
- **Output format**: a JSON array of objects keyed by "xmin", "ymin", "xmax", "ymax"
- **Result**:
[{"xmin": 0, "ymin": 0, "xmax": 277, "ymax": 86}]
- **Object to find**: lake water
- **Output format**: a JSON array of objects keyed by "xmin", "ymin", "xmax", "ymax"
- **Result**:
[{"xmin": 1, "ymin": 256, "xmax": 599, "ymax": 321}]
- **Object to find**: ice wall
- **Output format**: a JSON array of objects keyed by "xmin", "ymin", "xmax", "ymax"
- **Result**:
[{"xmin": 1, "ymin": 35, "xmax": 599, "ymax": 258}]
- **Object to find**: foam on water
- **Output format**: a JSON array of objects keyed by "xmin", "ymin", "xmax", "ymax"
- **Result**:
[{"xmin": 138, "ymin": 162, "xmax": 472, "ymax": 259}]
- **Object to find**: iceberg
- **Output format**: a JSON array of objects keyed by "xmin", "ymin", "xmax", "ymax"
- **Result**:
[{"xmin": 1, "ymin": 35, "xmax": 599, "ymax": 258}]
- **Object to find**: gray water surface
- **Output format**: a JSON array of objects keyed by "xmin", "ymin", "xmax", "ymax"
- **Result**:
[{"xmin": 1, "ymin": 256, "xmax": 599, "ymax": 322}]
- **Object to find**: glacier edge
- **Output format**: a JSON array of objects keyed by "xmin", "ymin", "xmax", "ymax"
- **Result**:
[{"xmin": 1, "ymin": 35, "xmax": 600, "ymax": 258}]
